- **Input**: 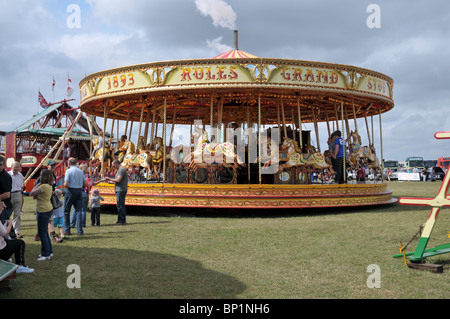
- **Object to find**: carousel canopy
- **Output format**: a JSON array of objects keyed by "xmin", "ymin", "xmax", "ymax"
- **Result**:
[
  {"xmin": 213, "ymin": 49, "xmax": 259, "ymax": 59},
  {"xmin": 79, "ymin": 46, "xmax": 394, "ymax": 127}
]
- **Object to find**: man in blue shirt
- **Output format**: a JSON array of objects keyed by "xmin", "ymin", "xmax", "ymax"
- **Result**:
[
  {"xmin": 331, "ymin": 130, "xmax": 345, "ymax": 184},
  {"xmin": 63, "ymin": 157, "xmax": 86, "ymax": 235}
]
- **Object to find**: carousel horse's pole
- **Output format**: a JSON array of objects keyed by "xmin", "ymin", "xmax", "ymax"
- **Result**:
[
  {"xmin": 291, "ymin": 109, "xmax": 296, "ymax": 144},
  {"xmin": 335, "ymin": 106, "xmax": 339, "ymax": 131},
  {"xmin": 101, "ymin": 103, "xmax": 109, "ymax": 179},
  {"xmin": 280, "ymin": 98, "xmax": 287, "ymax": 138},
  {"xmin": 210, "ymin": 95, "xmax": 214, "ymax": 144},
  {"xmin": 325, "ymin": 110, "xmax": 331, "ymax": 139},
  {"xmin": 379, "ymin": 107, "xmax": 384, "ymax": 180},
  {"xmin": 341, "ymin": 102, "xmax": 346, "ymax": 182},
  {"xmin": 313, "ymin": 109, "xmax": 320, "ymax": 153},
  {"xmin": 110, "ymin": 119, "xmax": 115, "ymax": 145},
  {"xmin": 87, "ymin": 113, "xmax": 94, "ymax": 176},
  {"xmin": 258, "ymin": 93, "xmax": 262, "ymax": 184},
  {"xmin": 352, "ymin": 103, "xmax": 359, "ymax": 135},
  {"xmin": 150, "ymin": 106, "xmax": 157, "ymax": 146},
  {"xmin": 162, "ymin": 96, "xmax": 167, "ymax": 184},
  {"xmin": 124, "ymin": 109, "xmax": 131, "ymax": 138},
  {"xmin": 209, "ymin": 95, "xmax": 214, "ymax": 184},
  {"xmin": 345, "ymin": 108, "xmax": 351, "ymax": 138},
  {"xmin": 128, "ymin": 118, "xmax": 133, "ymax": 143},
  {"xmin": 247, "ymin": 104, "xmax": 251, "ymax": 184},
  {"xmin": 116, "ymin": 116, "xmax": 119, "ymax": 149},
  {"xmin": 364, "ymin": 103, "xmax": 373, "ymax": 146},
  {"xmin": 297, "ymin": 96, "xmax": 303, "ymax": 152},
  {"xmin": 169, "ymin": 104, "xmax": 178, "ymax": 147},
  {"xmin": 143, "ymin": 106, "xmax": 151, "ymax": 147},
  {"xmin": 218, "ymin": 97, "xmax": 223, "ymax": 143},
  {"xmin": 137, "ymin": 99, "xmax": 145, "ymax": 148}
]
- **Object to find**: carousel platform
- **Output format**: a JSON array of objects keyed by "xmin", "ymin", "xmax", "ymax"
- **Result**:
[{"xmin": 95, "ymin": 181, "xmax": 396, "ymax": 209}]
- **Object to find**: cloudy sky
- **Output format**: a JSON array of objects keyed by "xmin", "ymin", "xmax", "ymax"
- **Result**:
[{"xmin": 1, "ymin": 0, "xmax": 450, "ymax": 162}]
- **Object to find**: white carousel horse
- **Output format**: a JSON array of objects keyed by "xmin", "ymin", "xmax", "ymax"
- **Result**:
[
  {"xmin": 279, "ymin": 137, "xmax": 335, "ymax": 175},
  {"xmin": 184, "ymin": 128, "xmax": 241, "ymax": 171}
]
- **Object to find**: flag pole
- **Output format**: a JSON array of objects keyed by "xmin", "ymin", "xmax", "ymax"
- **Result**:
[{"xmin": 52, "ymin": 76, "xmax": 55, "ymax": 102}]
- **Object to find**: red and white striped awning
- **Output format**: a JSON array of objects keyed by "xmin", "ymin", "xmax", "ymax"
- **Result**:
[{"xmin": 213, "ymin": 49, "xmax": 259, "ymax": 59}]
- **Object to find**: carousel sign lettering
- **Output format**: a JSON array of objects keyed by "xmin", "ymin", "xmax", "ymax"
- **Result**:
[
  {"xmin": 180, "ymin": 66, "xmax": 240, "ymax": 82},
  {"xmin": 269, "ymin": 66, "xmax": 346, "ymax": 88},
  {"xmin": 165, "ymin": 64, "xmax": 254, "ymax": 85},
  {"xmin": 278, "ymin": 67, "xmax": 340, "ymax": 85}
]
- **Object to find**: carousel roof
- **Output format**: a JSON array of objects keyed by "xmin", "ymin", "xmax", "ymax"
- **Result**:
[
  {"xmin": 79, "ymin": 31, "xmax": 394, "ymax": 126},
  {"xmin": 213, "ymin": 49, "xmax": 259, "ymax": 59}
]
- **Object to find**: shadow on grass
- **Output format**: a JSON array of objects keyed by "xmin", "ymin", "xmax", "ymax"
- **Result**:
[
  {"xmin": 98, "ymin": 200, "xmax": 426, "ymax": 219},
  {"xmin": 1, "ymin": 244, "xmax": 247, "ymax": 299}
]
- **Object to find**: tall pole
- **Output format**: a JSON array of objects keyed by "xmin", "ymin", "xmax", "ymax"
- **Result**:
[
  {"xmin": 162, "ymin": 97, "xmax": 167, "ymax": 184},
  {"xmin": 341, "ymin": 102, "xmax": 346, "ymax": 182},
  {"xmin": 379, "ymin": 107, "xmax": 384, "ymax": 180},
  {"xmin": 258, "ymin": 93, "xmax": 262, "ymax": 184},
  {"xmin": 297, "ymin": 96, "xmax": 302, "ymax": 152}
]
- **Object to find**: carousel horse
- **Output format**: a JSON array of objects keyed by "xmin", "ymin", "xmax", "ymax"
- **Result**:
[
  {"xmin": 279, "ymin": 137, "xmax": 335, "ymax": 175},
  {"xmin": 346, "ymin": 131, "xmax": 380, "ymax": 170},
  {"xmin": 116, "ymin": 138, "xmax": 135, "ymax": 163},
  {"xmin": 148, "ymin": 137, "xmax": 165, "ymax": 180},
  {"xmin": 346, "ymin": 131, "xmax": 366, "ymax": 166},
  {"xmin": 259, "ymin": 137, "xmax": 280, "ymax": 169},
  {"xmin": 89, "ymin": 137, "xmax": 113, "ymax": 176},
  {"xmin": 184, "ymin": 128, "xmax": 242, "ymax": 172},
  {"xmin": 121, "ymin": 136, "xmax": 154, "ymax": 176}
]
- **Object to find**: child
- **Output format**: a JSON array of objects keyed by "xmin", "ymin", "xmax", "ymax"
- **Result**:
[
  {"xmin": 90, "ymin": 188, "xmax": 104, "ymax": 226},
  {"xmin": 52, "ymin": 189, "xmax": 65, "ymax": 242}
]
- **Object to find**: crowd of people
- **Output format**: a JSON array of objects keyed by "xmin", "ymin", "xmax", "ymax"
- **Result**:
[{"xmin": 0, "ymin": 155, "xmax": 127, "ymax": 275}]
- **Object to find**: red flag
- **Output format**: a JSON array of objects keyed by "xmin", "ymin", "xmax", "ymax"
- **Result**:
[{"xmin": 66, "ymin": 75, "xmax": 74, "ymax": 97}]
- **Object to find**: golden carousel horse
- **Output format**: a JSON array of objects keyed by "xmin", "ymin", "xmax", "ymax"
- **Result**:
[
  {"xmin": 147, "ymin": 137, "xmax": 165, "ymax": 180},
  {"xmin": 346, "ymin": 131, "xmax": 380, "ymax": 170},
  {"xmin": 116, "ymin": 138, "xmax": 135, "ymax": 163},
  {"xmin": 121, "ymin": 136, "xmax": 153, "ymax": 175},
  {"xmin": 89, "ymin": 137, "xmax": 113, "ymax": 176},
  {"xmin": 279, "ymin": 137, "xmax": 335, "ymax": 175}
]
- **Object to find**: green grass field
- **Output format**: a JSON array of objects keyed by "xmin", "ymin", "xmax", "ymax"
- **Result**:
[{"xmin": 1, "ymin": 181, "xmax": 449, "ymax": 299}]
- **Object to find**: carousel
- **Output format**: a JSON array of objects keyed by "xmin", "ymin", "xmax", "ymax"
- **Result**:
[{"xmin": 79, "ymin": 32, "xmax": 396, "ymax": 209}]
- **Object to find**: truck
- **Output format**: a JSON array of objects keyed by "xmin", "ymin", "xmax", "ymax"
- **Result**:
[
  {"xmin": 437, "ymin": 157, "xmax": 450, "ymax": 172},
  {"xmin": 405, "ymin": 156, "xmax": 425, "ymax": 171}
]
